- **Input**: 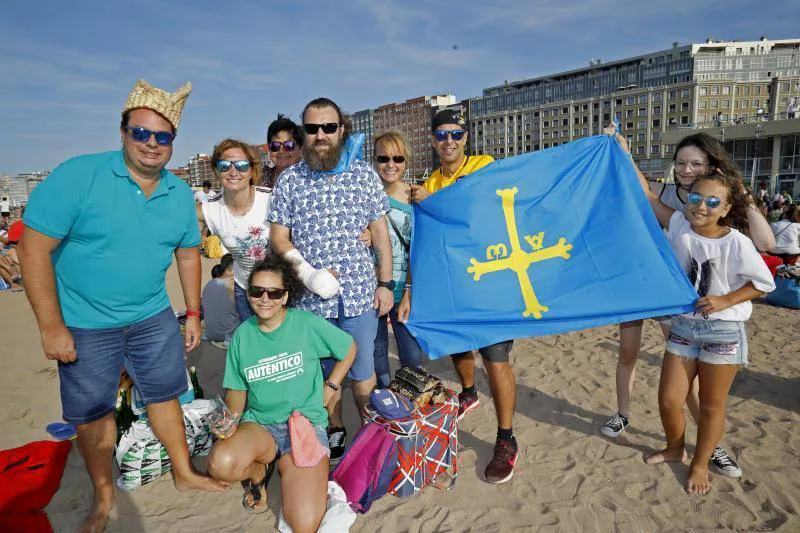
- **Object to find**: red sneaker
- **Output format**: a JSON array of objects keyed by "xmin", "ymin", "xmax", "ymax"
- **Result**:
[
  {"xmin": 484, "ymin": 437, "xmax": 518, "ymax": 484},
  {"xmin": 457, "ymin": 390, "xmax": 480, "ymax": 421}
]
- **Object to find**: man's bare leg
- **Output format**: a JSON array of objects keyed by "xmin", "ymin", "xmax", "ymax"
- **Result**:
[
  {"xmin": 75, "ymin": 413, "xmax": 116, "ymax": 533},
  {"xmin": 147, "ymin": 399, "xmax": 229, "ymax": 492}
]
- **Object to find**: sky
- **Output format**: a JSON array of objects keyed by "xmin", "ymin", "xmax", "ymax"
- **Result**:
[{"xmin": 1, "ymin": 0, "xmax": 799, "ymax": 175}]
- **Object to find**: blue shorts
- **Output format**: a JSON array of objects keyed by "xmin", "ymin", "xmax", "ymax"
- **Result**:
[
  {"xmin": 666, "ymin": 315, "xmax": 748, "ymax": 366},
  {"xmin": 60, "ymin": 307, "xmax": 188, "ymax": 425},
  {"xmin": 233, "ymin": 282, "xmax": 255, "ymax": 323},
  {"xmin": 324, "ymin": 299, "xmax": 378, "ymax": 382},
  {"xmin": 243, "ymin": 420, "xmax": 329, "ymax": 458}
]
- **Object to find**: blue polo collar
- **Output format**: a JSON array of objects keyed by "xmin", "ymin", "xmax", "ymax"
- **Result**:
[{"xmin": 111, "ymin": 150, "xmax": 175, "ymax": 197}]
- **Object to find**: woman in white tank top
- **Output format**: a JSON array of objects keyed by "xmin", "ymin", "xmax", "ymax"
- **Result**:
[
  {"xmin": 197, "ymin": 139, "xmax": 272, "ymax": 322},
  {"xmin": 601, "ymin": 129, "xmax": 775, "ymax": 478}
]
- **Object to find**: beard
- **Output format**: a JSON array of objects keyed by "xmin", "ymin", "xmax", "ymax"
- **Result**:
[{"xmin": 304, "ymin": 137, "xmax": 343, "ymax": 172}]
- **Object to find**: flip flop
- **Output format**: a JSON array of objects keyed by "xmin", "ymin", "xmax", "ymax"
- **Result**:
[
  {"xmin": 240, "ymin": 461, "xmax": 275, "ymax": 514},
  {"xmin": 46, "ymin": 422, "xmax": 77, "ymax": 441}
]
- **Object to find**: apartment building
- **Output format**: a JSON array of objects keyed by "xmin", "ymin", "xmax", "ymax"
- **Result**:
[
  {"xmin": 351, "ymin": 109, "xmax": 376, "ymax": 164},
  {"xmin": 373, "ymin": 94, "xmax": 457, "ymax": 178},
  {"xmin": 468, "ymin": 37, "xmax": 800, "ymax": 184}
]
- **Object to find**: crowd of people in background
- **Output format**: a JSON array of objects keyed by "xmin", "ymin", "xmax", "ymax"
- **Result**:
[{"xmin": 1, "ymin": 77, "xmax": 796, "ymax": 532}]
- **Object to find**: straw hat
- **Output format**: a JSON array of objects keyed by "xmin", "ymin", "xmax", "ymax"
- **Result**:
[{"xmin": 122, "ymin": 80, "xmax": 192, "ymax": 130}]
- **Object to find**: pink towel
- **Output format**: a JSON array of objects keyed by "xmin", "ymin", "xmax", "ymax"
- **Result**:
[{"xmin": 288, "ymin": 411, "xmax": 329, "ymax": 467}]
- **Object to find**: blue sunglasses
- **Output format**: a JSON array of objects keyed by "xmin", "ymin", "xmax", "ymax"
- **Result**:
[
  {"xmin": 126, "ymin": 126, "xmax": 175, "ymax": 146},
  {"xmin": 433, "ymin": 129, "xmax": 466, "ymax": 142},
  {"xmin": 687, "ymin": 192, "xmax": 723, "ymax": 209},
  {"xmin": 215, "ymin": 160, "xmax": 251, "ymax": 173}
]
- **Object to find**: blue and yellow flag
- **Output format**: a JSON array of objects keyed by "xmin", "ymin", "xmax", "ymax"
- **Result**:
[{"xmin": 406, "ymin": 135, "xmax": 697, "ymax": 359}]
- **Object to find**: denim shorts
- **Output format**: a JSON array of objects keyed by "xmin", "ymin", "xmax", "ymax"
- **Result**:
[
  {"xmin": 233, "ymin": 282, "xmax": 255, "ymax": 323},
  {"xmin": 324, "ymin": 298, "xmax": 378, "ymax": 381},
  {"xmin": 452, "ymin": 340, "xmax": 514, "ymax": 363},
  {"xmin": 243, "ymin": 420, "xmax": 329, "ymax": 458},
  {"xmin": 60, "ymin": 307, "xmax": 187, "ymax": 424},
  {"xmin": 666, "ymin": 315, "xmax": 748, "ymax": 366}
]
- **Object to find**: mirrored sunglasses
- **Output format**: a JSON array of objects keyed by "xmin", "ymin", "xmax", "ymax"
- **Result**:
[
  {"xmin": 433, "ymin": 129, "xmax": 466, "ymax": 142},
  {"xmin": 126, "ymin": 126, "xmax": 175, "ymax": 146},
  {"xmin": 687, "ymin": 192, "xmax": 723, "ymax": 209},
  {"xmin": 269, "ymin": 141, "xmax": 298, "ymax": 152},
  {"xmin": 247, "ymin": 286, "xmax": 288, "ymax": 300},
  {"xmin": 215, "ymin": 160, "xmax": 251, "ymax": 173}
]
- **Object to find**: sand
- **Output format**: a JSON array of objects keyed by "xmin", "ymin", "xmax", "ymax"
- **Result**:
[{"xmin": 1, "ymin": 256, "xmax": 798, "ymax": 532}]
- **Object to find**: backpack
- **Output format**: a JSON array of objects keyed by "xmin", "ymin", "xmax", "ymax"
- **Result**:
[
  {"xmin": 0, "ymin": 440, "xmax": 72, "ymax": 514},
  {"xmin": 330, "ymin": 423, "xmax": 397, "ymax": 513}
]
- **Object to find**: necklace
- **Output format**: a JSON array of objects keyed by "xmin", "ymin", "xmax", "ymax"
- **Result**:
[{"xmin": 226, "ymin": 187, "xmax": 255, "ymax": 217}]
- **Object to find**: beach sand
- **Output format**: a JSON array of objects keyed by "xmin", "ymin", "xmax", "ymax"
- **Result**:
[{"xmin": 1, "ymin": 256, "xmax": 798, "ymax": 532}]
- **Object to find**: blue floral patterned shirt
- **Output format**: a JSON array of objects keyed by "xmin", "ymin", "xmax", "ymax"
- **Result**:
[{"xmin": 268, "ymin": 159, "xmax": 389, "ymax": 318}]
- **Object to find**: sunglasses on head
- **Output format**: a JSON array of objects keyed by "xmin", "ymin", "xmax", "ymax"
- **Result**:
[
  {"xmin": 433, "ymin": 129, "xmax": 466, "ymax": 142},
  {"xmin": 215, "ymin": 160, "xmax": 251, "ymax": 173},
  {"xmin": 375, "ymin": 155, "xmax": 405, "ymax": 164},
  {"xmin": 303, "ymin": 123, "xmax": 340, "ymax": 135},
  {"xmin": 687, "ymin": 192, "xmax": 723, "ymax": 209},
  {"xmin": 247, "ymin": 286, "xmax": 288, "ymax": 299},
  {"xmin": 269, "ymin": 140, "xmax": 298, "ymax": 153},
  {"xmin": 126, "ymin": 126, "xmax": 175, "ymax": 146}
]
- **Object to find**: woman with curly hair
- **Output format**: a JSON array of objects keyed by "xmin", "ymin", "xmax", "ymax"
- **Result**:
[
  {"xmin": 632, "ymin": 164, "xmax": 774, "ymax": 494},
  {"xmin": 207, "ymin": 253, "xmax": 355, "ymax": 528},
  {"xmin": 601, "ymin": 130, "xmax": 774, "ymax": 480}
]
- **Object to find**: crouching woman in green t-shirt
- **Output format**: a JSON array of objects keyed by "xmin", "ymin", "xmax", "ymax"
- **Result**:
[{"xmin": 208, "ymin": 253, "xmax": 355, "ymax": 529}]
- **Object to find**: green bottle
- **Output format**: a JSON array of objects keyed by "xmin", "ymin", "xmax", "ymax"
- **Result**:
[
  {"xmin": 190, "ymin": 366, "xmax": 204, "ymax": 399},
  {"xmin": 114, "ymin": 388, "xmax": 136, "ymax": 443}
]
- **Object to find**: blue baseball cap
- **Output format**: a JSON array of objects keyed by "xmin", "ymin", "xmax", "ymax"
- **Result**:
[{"xmin": 370, "ymin": 389, "xmax": 413, "ymax": 420}]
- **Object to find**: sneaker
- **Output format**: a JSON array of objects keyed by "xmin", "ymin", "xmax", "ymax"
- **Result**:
[
  {"xmin": 457, "ymin": 390, "xmax": 480, "ymax": 421},
  {"xmin": 327, "ymin": 427, "xmax": 347, "ymax": 465},
  {"xmin": 484, "ymin": 436, "xmax": 518, "ymax": 484},
  {"xmin": 600, "ymin": 413, "xmax": 629, "ymax": 438},
  {"xmin": 709, "ymin": 446, "xmax": 742, "ymax": 478}
]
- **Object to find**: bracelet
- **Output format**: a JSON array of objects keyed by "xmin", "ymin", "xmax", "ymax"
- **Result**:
[
  {"xmin": 325, "ymin": 381, "xmax": 340, "ymax": 391},
  {"xmin": 185, "ymin": 309, "xmax": 201, "ymax": 318},
  {"xmin": 404, "ymin": 283, "xmax": 412, "ymax": 290}
]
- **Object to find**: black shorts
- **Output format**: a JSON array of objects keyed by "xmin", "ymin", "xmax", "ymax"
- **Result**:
[{"xmin": 452, "ymin": 340, "xmax": 514, "ymax": 363}]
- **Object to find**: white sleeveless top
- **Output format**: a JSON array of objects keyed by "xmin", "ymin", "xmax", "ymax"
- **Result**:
[
  {"xmin": 202, "ymin": 187, "xmax": 272, "ymax": 289},
  {"xmin": 657, "ymin": 183, "xmax": 685, "ymax": 212}
]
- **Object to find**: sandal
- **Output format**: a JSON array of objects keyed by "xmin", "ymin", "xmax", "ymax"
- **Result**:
[{"xmin": 240, "ymin": 461, "xmax": 275, "ymax": 514}]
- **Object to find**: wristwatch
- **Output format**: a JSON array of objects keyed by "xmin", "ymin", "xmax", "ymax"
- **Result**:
[
  {"xmin": 377, "ymin": 280, "xmax": 396, "ymax": 290},
  {"xmin": 325, "ymin": 381, "xmax": 340, "ymax": 391}
]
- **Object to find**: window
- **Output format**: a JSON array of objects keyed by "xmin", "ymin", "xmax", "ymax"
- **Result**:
[
  {"xmin": 711, "ymin": 86, "xmax": 720, "ymax": 95},
  {"xmin": 680, "ymin": 115, "xmax": 689, "ymax": 125},
  {"xmin": 574, "ymin": 105, "xmax": 580, "ymax": 112},
  {"xmin": 543, "ymin": 132, "xmax": 549, "ymax": 139},
  {"xmin": 544, "ymin": 121, "xmax": 549, "ymax": 127},
  {"xmin": 603, "ymin": 113, "xmax": 610, "ymax": 121},
  {"xmin": 574, "ymin": 128, "xmax": 580, "ymax": 135},
  {"xmin": 652, "ymin": 118, "xmax": 661, "ymax": 127},
  {"xmin": 627, "ymin": 96, "xmax": 635, "ymax": 105},
  {"xmin": 755, "ymin": 86, "xmax": 762, "ymax": 95},
  {"xmin": 583, "ymin": 128, "xmax": 589, "ymax": 135},
  {"xmin": 637, "ymin": 120, "xmax": 646, "ymax": 129},
  {"xmin": 626, "ymin": 109, "xmax": 634, "ymax": 117},
  {"xmin": 682, "ymin": 88, "xmax": 690, "ymax": 98},
  {"xmin": 616, "ymin": 98, "xmax": 623, "ymax": 106},
  {"xmin": 651, "ymin": 131, "xmax": 660, "ymax": 140},
  {"xmin": 636, "ymin": 145, "xmax": 645, "ymax": 155},
  {"xmin": 637, "ymin": 132, "xmax": 646, "ymax": 141},
  {"xmin": 574, "ymin": 117, "xmax": 580, "ymax": 124},
  {"xmin": 638, "ymin": 107, "xmax": 647, "ymax": 116},
  {"xmin": 665, "ymin": 144, "xmax": 674, "ymax": 154},
  {"xmin": 699, "ymin": 101, "xmax": 708, "ymax": 109},
  {"xmin": 653, "ymin": 105, "xmax": 661, "ymax": 114},
  {"xmin": 583, "ymin": 116, "xmax": 589, "ymax": 123},
  {"xmin": 723, "ymin": 86, "xmax": 731, "ymax": 95},
  {"xmin": 639, "ymin": 95, "xmax": 648, "ymax": 103},
  {"xmin": 654, "ymin": 93, "xmax": 662, "ymax": 102},
  {"xmin": 669, "ymin": 103, "xmax": 677, "ymax": 112},
  {"xmin": 626, "ymin": 122, "xmax": 634, "ymax": 129},
  {"xmin": 651, "ymin": 144, "xmax": 660, "ymax": 154},
  {"xmin": 700, "ymin": 87, "xmax": 708, "ymax": 96},
  {"xmin": 681, "ymin": 102, "xmax": 690, "ymax": 111},
  {"xmin": 562, "ymin": 107, "xmax": 568, "ymax": 114},
  {"xmin": 562, "ymin": 119, "xmax": 569, "ymax": 126},
  {"xmin": 544, "ymin": 143, "xmax": 550, "ymax": 148},
  {"xmin": 544, "ymin": 110, "xmax": 550, "ymax": 117},
  {"xmin": 669, "ymin": 90, "xmax": 677, "ymax": 100},
  {"xmin": 722, "ymin": 100, "xmax": 730, "ymax": 107}
]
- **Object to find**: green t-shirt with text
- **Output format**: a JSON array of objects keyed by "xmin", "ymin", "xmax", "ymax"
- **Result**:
[{"xmin": 223, "ymin": 308, "xmax": 353, "ymax": 427}]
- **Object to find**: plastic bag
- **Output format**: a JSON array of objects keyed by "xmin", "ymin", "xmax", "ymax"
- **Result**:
[
  {"xmin": 278, "ymin": 481, "xmax": 356, "ymax": 532},
  {"xmin": 115, "ymin": 399, "xmax": 215, "ymax": 490}
]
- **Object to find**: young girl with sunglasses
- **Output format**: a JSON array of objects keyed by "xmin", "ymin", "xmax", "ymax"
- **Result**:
[
  {"xmin": 197, "ymin": 139, "xmax": 273, "ymax": 322},
  {"xmin": 208, "ymin": 254, "xmax": 355, "ymax": 526},
  {"xmin": 632, "ymin": 159, "xmax": 775, "ymax": 494},
  {"xmin": 601, "ymin": 130, "xmax": 774, "ymax": 479}
]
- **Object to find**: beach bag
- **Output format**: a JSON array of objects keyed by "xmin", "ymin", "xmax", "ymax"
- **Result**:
[
  {"xmin": 330, "ymin": 423, "xmax": 397, "ymax": 513},
  {"xmin": 0, "ymin": 440, "xmax": 72, "ymax": 514},
  {"xmin": 766, "ymin": 267, "xmax": 800, "ymax": 309},
  {"xmin": 0, "ymin": 511, "xmax": 53, "ymax": 533},
  {"xmin": 277, "ymin": 481, "xmax": 356, "ymax": 532},
  {"xmin": 364, "ymin": 388, "xmax": 458, "ymax": 498},
  {"xmin": 115, "ymin": 399, "xmax": 215, "ymax": 490}
]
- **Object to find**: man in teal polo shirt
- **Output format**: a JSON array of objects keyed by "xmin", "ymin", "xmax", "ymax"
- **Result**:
[{"xmin": 18, "ymin": 80, "xmax": 228, "ymax": 533}]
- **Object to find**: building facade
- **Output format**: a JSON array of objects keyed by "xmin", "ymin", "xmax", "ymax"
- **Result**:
[
  {"xmin": 351, "ymin": 109, "xmax": 375, "ymax": 164},
  {"xmin": 373, "ymin": 94, "xmax": 457, "ymax": 179},
  {"xmin": 467, "ymin": 37, "xmax": 800, "ymax": 187},
  {"xmin": 187, "ymin": 154, "xmax": 217, "ymax": 189},
  {"xmin": 1, "ymin": 171, "xmax": 49, "ymax": 206}
]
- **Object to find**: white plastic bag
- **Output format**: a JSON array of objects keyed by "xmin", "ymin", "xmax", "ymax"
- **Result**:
[{"xmin": 278, "ymin": 481, "xmax": 356, "ymax": 532}]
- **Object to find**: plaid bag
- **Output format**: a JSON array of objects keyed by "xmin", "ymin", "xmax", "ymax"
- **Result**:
[{"xmin": 363, "ymin": 388, "xmax": 458, "ymax": 498}]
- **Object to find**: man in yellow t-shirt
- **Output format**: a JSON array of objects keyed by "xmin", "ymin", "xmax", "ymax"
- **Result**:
[{"xmin": 409, "ymin": 109, "xmax": 518, "ymax": 485}]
